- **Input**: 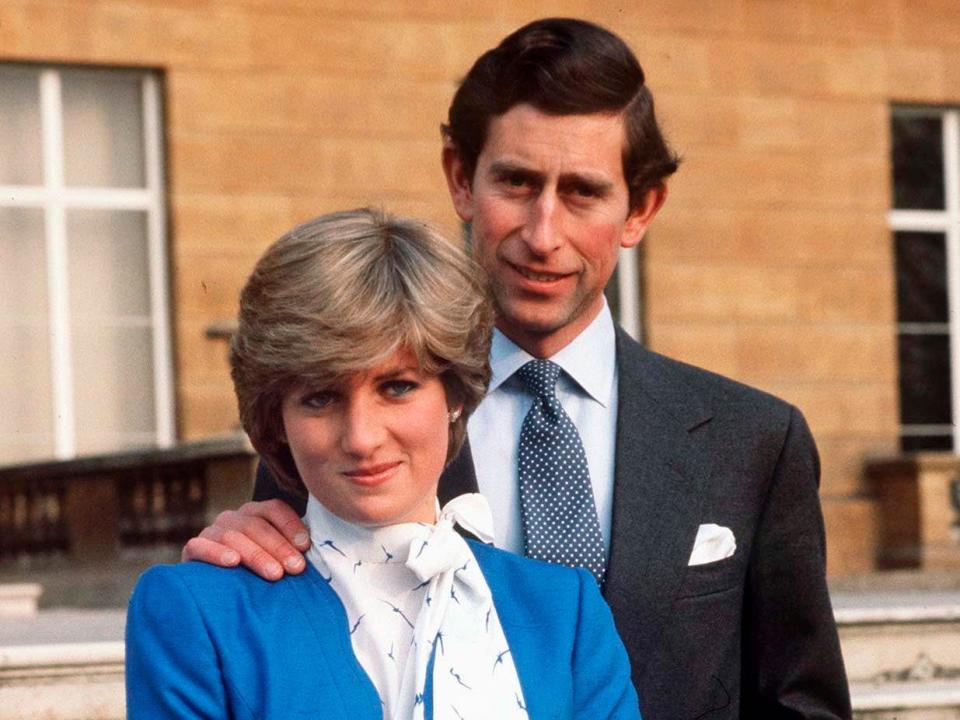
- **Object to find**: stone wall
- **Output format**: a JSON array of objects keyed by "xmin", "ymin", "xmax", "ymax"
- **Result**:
[{"xmin": 4, "ymin": 0, "xmax": 959, "ymax": 574}]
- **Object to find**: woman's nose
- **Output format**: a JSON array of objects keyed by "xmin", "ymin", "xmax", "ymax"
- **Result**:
[{"xmin": 339, "ymin": 398, "xmax": 385, "ymax": 456}]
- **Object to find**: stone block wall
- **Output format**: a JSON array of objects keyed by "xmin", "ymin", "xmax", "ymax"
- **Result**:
[{"xmin": 4, "ymin": 0, "xmax": 958, "ymax": 574}]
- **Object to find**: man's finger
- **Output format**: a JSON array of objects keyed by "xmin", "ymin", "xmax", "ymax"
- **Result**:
[
  {"xmin": 196, "ymin": 523, "xmax": 292, "ymax": 581},
  {"xmin": 237, "ymin": 499, "xmax": 311, "ymax": 551},
  {"xmin": 207, "ymin": 510, "xmax": 308, "ymax": 574},
  {"xmin": 182, "ymin": 536, "xmax": 241, "ymax": 567},
  {"xmin": 178, "ymin": 501, "xmax": 308, "ymax": 579}
]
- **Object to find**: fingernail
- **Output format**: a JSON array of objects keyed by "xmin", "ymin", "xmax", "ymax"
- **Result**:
[
  {"xmin": 294, "ymin": 532, "xmax": 309, "ymax": 547},
  {"xmin": 266, "ymin": 562, "xmax": 283, "ymax": 580},
  {"xmin": 285, "ymin": 555, "xmax": 305, "ymax": 571},
  {"xmin": 222, "ymin": 550, "xmax": 239, "ymax": 565}
]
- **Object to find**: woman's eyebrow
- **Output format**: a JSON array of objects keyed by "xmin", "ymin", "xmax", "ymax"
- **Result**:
[{"xmin": 371, "ymin": 365, "xmax": 420, "ymax": 381}]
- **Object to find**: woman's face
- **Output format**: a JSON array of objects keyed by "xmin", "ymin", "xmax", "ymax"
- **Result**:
[{"xmin": 281, "ymin": 349, "xmax": 454, "ymax": 526}]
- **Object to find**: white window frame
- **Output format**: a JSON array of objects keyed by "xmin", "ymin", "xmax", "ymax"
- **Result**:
[
  {"xmin": 0, "ymin": 66, "xmax": 174, "ymax": 459},
  {"xmin": 889, "ymin": 106, "xmax": 960, "ymax": 450},
  {"xmin": 615, "ymin": 245, "xmax": 641, "ymax": 340}
]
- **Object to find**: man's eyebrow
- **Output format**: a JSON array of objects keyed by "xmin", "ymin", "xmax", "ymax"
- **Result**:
[
  {"xmin": 558, "ymin": 172, "xmax": 615, "ymax": 194},
  {"xmin": 487, "ymin": 160, "xmax": 542, "ymax": 178},
  {"xmin": 486, "ymin": 160, "xmax": 613, "ymax": 193}
]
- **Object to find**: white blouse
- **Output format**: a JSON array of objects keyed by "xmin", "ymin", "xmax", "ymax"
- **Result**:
[{"xmin": 303, "ymin": 494, "xmax": 528, "ymax": 720}]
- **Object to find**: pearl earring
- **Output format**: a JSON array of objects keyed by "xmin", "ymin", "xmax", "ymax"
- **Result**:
[{"xmin": 448, "ymin": 408, "xmax": 462, "ymax": 423}]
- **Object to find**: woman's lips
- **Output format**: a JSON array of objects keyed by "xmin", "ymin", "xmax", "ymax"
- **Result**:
[{"xmin": 342, "ymin": 461, "xmax": 401, "ymax": 486}]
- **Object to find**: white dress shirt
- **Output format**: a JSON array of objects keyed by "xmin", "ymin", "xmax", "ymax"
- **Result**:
[{"xmin": 466, "ymin": 301, "xmax": 619, "ymax": 556}]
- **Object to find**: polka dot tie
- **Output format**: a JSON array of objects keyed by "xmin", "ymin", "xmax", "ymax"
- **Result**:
[{"xmin": 516, "ymin": 359, "xmax": 606, "ymax": 585}]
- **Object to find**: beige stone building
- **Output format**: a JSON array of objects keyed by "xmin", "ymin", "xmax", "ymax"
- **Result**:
[{"xmin": 2, "ymin": 0, "xmax": 959, "ymax": 576}]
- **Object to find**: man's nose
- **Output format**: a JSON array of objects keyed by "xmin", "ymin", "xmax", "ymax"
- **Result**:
[
  {"xmin": 340, "ymin": 398, "xmax": 384, "ymax": 456},
  {"xmin": 520, "ymin": 193, "xmax": 562, "ymax": 255}
]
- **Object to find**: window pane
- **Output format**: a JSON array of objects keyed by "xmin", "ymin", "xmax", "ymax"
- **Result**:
[
  {"xmin": 0, "ymin": 208, "xmax": 53, "ymax": 463},
  {"xmin": 0, "ymin": 208, "xmax": 48, "ymax": 319},
  {"xmin": 898, "ymin": 333, "xmax": 953, "ymax": 425},
  {"xmin": 901, "ymin": 434, "xmax": 953, "ymax": 452},
  {"xmin": 67, "ymin": 209, "xmax": 151, "ymax": 318},
  {"xmin": 67, "ymin": 209, "xmax": 155, "ymax": 455},
  {"xmin": 895, "ymin": 231, "xmax": 948, "ymax": 323},
  {"xmin": 891, "ymin": 114, "xmax": 945, "ymax": 210},
  {"xmin": 72, "ymin": 326, "xmax": 156, "ymax": 455},
  {"xmin": 62, "ymin": 69, "xmax": 145, "ymax": 188},
  {"xmin": 0, "ymin": 67, "xmax": 43, "ymax": 185}
]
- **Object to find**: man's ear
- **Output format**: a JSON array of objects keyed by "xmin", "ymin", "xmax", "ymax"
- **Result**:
[
  {"xmin": 621, "ymin": 184, "xmax": 668, "ymax": 249},
  {"xmin": 441, "ymin": 139, "xmax": 475, "ymax": 223}
]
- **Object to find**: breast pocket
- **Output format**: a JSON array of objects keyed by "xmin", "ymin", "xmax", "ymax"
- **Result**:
[{"xmin": 677, "ymin": 557, "xmax": 743, "ymax": 599}]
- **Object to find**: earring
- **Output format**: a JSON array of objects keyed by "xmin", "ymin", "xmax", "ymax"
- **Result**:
[{"xmin": 448, "ymin": 408, "xmax": 462, "ymax": 423}]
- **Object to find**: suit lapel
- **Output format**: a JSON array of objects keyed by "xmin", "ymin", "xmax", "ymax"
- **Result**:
[
  {"xmin": 604, "ymin": 329, "xmax": 713, "ymax": 674},
  {"xmin": 438, "ymin": 436, "xmax": 479, "ymax": 505}
]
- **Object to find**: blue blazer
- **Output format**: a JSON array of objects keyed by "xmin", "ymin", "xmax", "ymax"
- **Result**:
[{"xmin": 126, "ymin": 540, "xmax": 640, "ymax": 719}]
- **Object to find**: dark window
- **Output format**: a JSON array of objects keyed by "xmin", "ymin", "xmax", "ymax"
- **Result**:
[
  {"xmin": 901, "ymin": 435, "xmax": 953, "ymax": 452},
  {"xmin": 890, "ymin": 108, "xmax": 955, "ymax": 453},
  {"xmin": 892, "ymin": 114, "xmax": 945, "ymax": 210},
  {"xmin": 898, "ymin": 334, "xmax": 953, "ymax": 426},
  {"xmin": 895, "ymin": 232, "xmax": 948, "ymax": 324}
]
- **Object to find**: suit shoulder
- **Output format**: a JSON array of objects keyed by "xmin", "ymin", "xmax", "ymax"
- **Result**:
[{"xmin": 617, "ymin": 330, "xmax": 796, "ymax": 423}]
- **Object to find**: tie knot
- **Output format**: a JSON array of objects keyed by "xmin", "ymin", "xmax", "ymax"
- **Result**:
[{"xmin": 516, "ymin": 359, "xmax": 561, "ymax": 400}]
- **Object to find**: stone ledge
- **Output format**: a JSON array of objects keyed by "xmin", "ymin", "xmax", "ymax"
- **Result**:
[
  {"xmin": 0, "ymin": 642, "xmax": 125, "ymax": 720},
  {"xmin": 836, "ymin": 602, "xmax": 960, "ymax": 625},
  {"xmin": 0, "ymin": 584, "xmax": 42, "ymax": 618},
  {"xmin": 852, "ymin": 680, "xmax": 960, "ymax": 710},
  {"xmin": 0, "ymin": 641, "xmax": 124, "ymax": 675}
]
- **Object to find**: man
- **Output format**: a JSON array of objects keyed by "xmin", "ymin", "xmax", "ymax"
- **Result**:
[{"xmin": 184, "ymin": 18, "xmax": 851, "ymax": 719}]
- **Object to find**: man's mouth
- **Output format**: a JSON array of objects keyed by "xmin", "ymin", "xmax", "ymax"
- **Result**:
[{"xmin": 509, "ymin": 262, "xmax": 569, "ymax": 283}]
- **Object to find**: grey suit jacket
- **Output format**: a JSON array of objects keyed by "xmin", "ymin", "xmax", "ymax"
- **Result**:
[{"xmin": 255, "ymin": 328, "xmax": 852, "ymax": 719}]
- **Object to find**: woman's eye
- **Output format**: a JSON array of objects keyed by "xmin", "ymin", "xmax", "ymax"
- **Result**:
[
  {"xmin": 383, "ymin": 380, "xmax": 418, "ymax": 398},
  {"xmin": 301, "ymin": 391, "xmax": 336, "ymax": 410}
]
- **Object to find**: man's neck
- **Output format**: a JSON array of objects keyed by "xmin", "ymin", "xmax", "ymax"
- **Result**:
[{"xmin": 495, "ymin": 302, "xmax": 605, "ymax": 359}]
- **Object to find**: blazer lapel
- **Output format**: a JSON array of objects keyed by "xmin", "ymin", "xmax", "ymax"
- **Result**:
[{"xmin": 603, "ymin": 329, "xmax": 713, "ymax": 675}]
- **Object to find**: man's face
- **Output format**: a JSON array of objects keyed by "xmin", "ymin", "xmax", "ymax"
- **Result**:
[{"xmin": 443, "ymin": 103, "xmax": 664, "ymax": 357}]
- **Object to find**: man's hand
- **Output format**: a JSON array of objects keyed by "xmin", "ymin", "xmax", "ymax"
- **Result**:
[{"xmin": 181, "ymin": 500, "xmax": 310, "ymax": 581}]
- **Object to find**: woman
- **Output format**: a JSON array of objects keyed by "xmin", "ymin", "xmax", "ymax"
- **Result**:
[{"xmin": 125, "ymin": 208, "xmax": 639, "ymax": 719}]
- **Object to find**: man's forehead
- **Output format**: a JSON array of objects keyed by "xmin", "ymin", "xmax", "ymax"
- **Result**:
[{"xmin": 479, "ymin": 104, "xmax": 628, "ymax": 180}]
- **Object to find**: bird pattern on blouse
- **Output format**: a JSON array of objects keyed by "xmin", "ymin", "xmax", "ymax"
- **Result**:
[
  {"xmin": 304, "ymin": 494, "xmax": 528, "ymax": 720},
  {"xmin": 516, "ymin": 359, "xmax": 607, "ymax": 584}
]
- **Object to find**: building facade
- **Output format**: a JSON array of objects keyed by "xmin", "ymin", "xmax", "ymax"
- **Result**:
[{"xmin": 2, "ymin": 0, "xmax": 958, "ymax": 575}]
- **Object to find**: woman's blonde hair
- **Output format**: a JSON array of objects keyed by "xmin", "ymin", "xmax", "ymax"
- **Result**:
[{"xmin": 230, "ymin": 208, "xmax": 493, "ymax": 497}]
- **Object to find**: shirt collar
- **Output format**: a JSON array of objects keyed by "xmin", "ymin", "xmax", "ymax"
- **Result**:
[{"xmin": 487, "ymin": 300, "xmax": 617, "ymax": 408}]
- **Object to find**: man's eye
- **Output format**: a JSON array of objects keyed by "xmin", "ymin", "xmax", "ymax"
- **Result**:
[
  {"xmin": 383, "ymin": 380, "xmax": 418, "ymax": 398},
  {"xmin": 502, "ymin": 172, "xmax": 529, "ymax": 188},
  {"xmin": 573, "ymin": 184, "xmax": 599, "ymax": 198}
]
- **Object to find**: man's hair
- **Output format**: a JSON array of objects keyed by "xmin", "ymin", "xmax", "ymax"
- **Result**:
[
  {"xmin": 230, "ymin": 208, "xmax": 493, "ymax": 497},
  {"xmin": 443, "ymin": 17, "xmax": 679, "ymax": 210}
]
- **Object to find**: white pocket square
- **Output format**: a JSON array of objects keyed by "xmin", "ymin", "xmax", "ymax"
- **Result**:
[{"xmin": 687, "ymin": 523, "xmax": 737, "ymax": 566}]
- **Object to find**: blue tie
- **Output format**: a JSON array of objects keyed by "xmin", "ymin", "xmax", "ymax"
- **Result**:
[{"xmin": 516, "ymin": 359, "xmax": 606, "ymax": 584}]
